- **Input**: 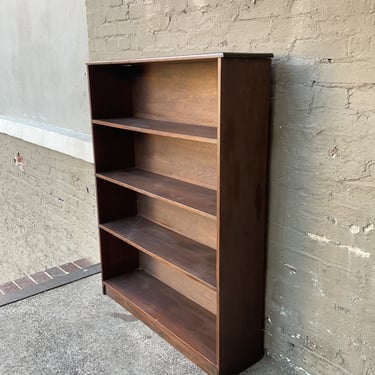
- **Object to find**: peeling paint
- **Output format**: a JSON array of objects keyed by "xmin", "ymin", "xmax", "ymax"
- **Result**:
[
  {"xmin": 349, "ymin": 224, "xmax": 360, "ymax": 234},
  {"xmin": 307, "ymin": 232, "xmax": 370, "ymax": 258},
  {"xmin": 283, "ymin": 263, "xmax": 297, "ymax": 274},
  {"xmin": 363, "ymin": 223, "xmax": 374, "ymax": 235}
]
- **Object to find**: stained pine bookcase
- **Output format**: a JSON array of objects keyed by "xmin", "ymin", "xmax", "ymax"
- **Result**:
[{"xmin": 88, "ymin": 53, "xmax": 272, "ymax": 375}]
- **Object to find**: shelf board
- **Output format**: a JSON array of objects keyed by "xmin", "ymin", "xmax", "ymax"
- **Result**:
[
  {"xmin": 104, "ymin": 271, "xmax": 216, "ymax": 367},
  {"xmin": 93, "ymin": 117, "xmax": 217, "ymax": 143},
  {"xmin": 100, "ymin": 216, "xmax": 216, "ymax": 289},
  {"xmin": 96, "ymin": 168, "xmax": 217, "ymax": 218}
]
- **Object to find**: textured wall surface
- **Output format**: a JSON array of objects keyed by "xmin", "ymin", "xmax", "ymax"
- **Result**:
[
  {"xmin": 0, "ymin": 134, "xmax": 99, "ymax": 284},
  {"xmin": 0, "ymin": 0, "xmax": 97, "ymax": 284},
  {"xmin": 0, "ymin": 0, "xmax": 90, "ymax": 134},
  {"xmin": 86, "ymin": 1, "xmax": 375, "ymax": 374}
]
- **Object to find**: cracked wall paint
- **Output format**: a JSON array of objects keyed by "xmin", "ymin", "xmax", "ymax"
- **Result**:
[{"xmin": 307, "ymin": 232, "xmax": 371, "ymax": 258}]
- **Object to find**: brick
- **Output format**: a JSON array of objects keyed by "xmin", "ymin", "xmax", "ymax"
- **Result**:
[
  {"xmin": 29, "ymin": 271, "xmax": 52, "ymax": 284},
  {"xmin": 45, "ymin": 267, "xmax": 66, "ymax": 278},
  {"xmin": 319, "ymin": 62, "xmax": 375, "ymax": 84},
  {"xmin": 110, "ymin": 0, "xmax": 122, "ymax": 6},
  {"xmin": 0, "ymin": 281, "xmax": 20, "ymax": 294},
  {"xmin": 105, "ymin": 7, "xmax": 126, "ymax": 22},
  {"xmin": 74, "ymin": 258, "xmax": 95, "ymax": 269},
  {"xmin": 350, "ymin": 88, "xmax": 375, "ymax": 113},
  {"xmin": 311, "ymin": 87, "xmax": 348, "ymax": 111},
  {"xmin": 60, "ymin": 262, "xmax": 80, "ymax": 274},
  {"xmin": 270, "ymin": 15, "xmax": 319, "ymax": 39},
  {"xmin": 291, "ymin": 38, "xmax": 348, "ymax": 59},
  {"xmin": 129, "ymin": 4, "xmax": 145, "ymax": 19},
  {"xmin": 13, "ymin": 276, "xmax": 36, "ymax": 289},
  {"xmin": 97, "ymin": 23, "xmax": 117, "ymax": 37},
  {"xmin": 118, "ymin": 36, "xmax": 131, "ymax": 50}
]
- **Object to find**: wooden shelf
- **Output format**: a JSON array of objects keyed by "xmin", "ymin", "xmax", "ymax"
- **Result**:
[
  {"xmin": 92, "ymin": 117, "xmax": 217, "ymax": 143},
  {"xmin": 100, "ymin": 216, "xmax": 216, "ymax": 289},
  {"xmin": 104, "ymin": 271, "xmax": 217, "ymax": 368},
  {"xmin": 96, "ymin": 168, "xmax": 217, "ymax": 218}
]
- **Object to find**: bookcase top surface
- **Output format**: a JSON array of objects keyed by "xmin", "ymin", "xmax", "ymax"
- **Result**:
[{"xmin": 87, "ymin": 52, "xmax": 273, "ymax": 65}]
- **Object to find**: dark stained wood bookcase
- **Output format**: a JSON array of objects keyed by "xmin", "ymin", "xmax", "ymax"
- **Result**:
[{"xmin": 88, "ymin": 52, "xmax": 273, "ymax": 375}]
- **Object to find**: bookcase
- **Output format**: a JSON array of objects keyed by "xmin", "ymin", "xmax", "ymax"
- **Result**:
[{"xmin": 88, "ymin": 52, "xmax": 272, "ymax": 375}]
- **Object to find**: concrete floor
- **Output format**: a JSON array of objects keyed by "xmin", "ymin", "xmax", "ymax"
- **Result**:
[{"xmin": 0, "ymin": 274, "xmax": 289, "ymax": 375}]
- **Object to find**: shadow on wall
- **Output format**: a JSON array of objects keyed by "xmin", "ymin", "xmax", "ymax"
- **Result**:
[{"xmin": 264, "ymin": 57, "xmax": 375, "ymax": 374}]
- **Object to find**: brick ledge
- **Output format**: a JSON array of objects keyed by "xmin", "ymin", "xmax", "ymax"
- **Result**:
[{"xmin": 0, "ymin": 259, "xmax": 101, "ymax": 307}]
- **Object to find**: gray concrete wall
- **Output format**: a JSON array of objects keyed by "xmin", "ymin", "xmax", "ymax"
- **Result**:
[
  {"xmin": 0, "ymin": 0, "xmax": 90, "ymax": 134},
  {"xmin": 86, "ymin": 1, "xmax": 375, "ymax": 374}
]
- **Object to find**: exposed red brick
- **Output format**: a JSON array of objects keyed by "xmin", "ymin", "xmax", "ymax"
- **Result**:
[
  {"xmin": 45, "ymin": 267, "xmax": 66, "ymax": 278},
  {"xmin": 60, "ymin": 262, "xmax": 80, "ymax": 274},
  {"xmin": 14, "ymin": 276, "xmax": 36, "ymax": 289},
  {"xmin": 30, "ymin": 271, "xmax": 52, "ymax": 284},
  {"xmin": 0, "ymin": 281, "xmax": 20, "ymax": 294},
  {"xmin": 74, "ymin": 258, "xmax": 94, "ymax": 269}
]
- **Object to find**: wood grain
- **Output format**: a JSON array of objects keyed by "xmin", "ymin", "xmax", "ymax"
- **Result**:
[
  {"xmin": 217, "ymin": 58, "xmax": 271, "ymax": 373},
  {"xmin": 100, "ymin": 216, "xmax": 216, "ymax": 289},
  {"xmin": 92, "ymin": 124, "xmax": 134, "ymax": 173},
  {"xmin": 138, "ymin": 196, "xmax": 217, "ymax": 249},
  {"xmin": 96, "ymin": 168, "xmax": 217, "ymax": 218},
  {"xmin": 132, "ymin": 61, "xmax": 218, "ymax": 126},
  {"xmin": 104, "ymin": 271, "xmax": 217, "ymax": 372},
  {"xmin": 141, "ymin": 255, "xmax": 217, "ymax": 315},
  {"xmin": 92, "ymin": 117, "xmax": 217, "ymax": 143},
  {"xmin": 88, "ymin": 54, "xmax": 272, "ymax": 375},
  {"xmin": 99, "ymin": 229, "xmax": 139, "ymax": 281},
  {"xmin": 135, "ymin": 134, "xmax": 217, "ymax": 190},
  {"xmin": 88, "ymin": 64, "xmax": 133, "ymax": 119},
  {"xmin": 87, "ymin": 52, "xmax": 273, "ymax": 65}
]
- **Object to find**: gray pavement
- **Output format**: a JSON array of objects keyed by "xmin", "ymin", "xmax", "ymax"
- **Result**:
[{"xmin": 0, "ymin": 274, "xmax": 288, "ymax": 375}]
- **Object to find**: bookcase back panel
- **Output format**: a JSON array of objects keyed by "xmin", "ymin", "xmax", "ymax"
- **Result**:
[
  {"xmin": 140, "ymin": 254, "xmax": 216, "ymax": 315},
  {"xmin": 132, "ymin": 61, "xmax": 218, "ymax": 126},
  {"xmin": 138, "ymin": 196, "xmax": 217, "ymax": 250},
  {"xmin": 134, "ymin": 134, "xmax": 217, "ymax": 190}
]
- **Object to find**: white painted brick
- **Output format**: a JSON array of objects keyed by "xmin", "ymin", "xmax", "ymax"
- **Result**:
[
  {"xmin": 312, "ymin": 87, "xmax": 348, "ymax": 111},
  {"xmin": 240, "ymin": 0, "xmax": 293, "ymax": 19},
  {"xmin": 319, "ymin": 62, "xmax": 375, "ymax": 84},
  {"xmin": 97, "ymin": 22, "xmax": 117, "ymax": 37},
  {"xmin": 270, "ymin": 15, "xmax": 319, "ymax": 39},
  {"xmin": 129, "ymin": 3, "xmax": 146, "ymax": 19},
  {"xmin": 0, "ymin": 134, "xmax": 99, "ymax": 283},
  {"xmin": 291, "ymin": 38, "xmax": 348, "ymax": 59},
  {"xmin": 117, "ymin": 20, "xmax": 140, "ymax": 35},
  {"xmin": 105, "ymin": 7, "xmax": 127, "ymax": 22},
  {"xmin": 110, "ymin": 0, "xmax": 123, "ymax": 6},
  {"xmin": 227, "ymin": 19, "xmax": 271, "ymax": 41},
  {"xmin": 118, "ymin": 35, "xmax": 131, "ymax": 50},
  {"xmin": 350, "ymin": 88, "xmax": 375, "ymax": 113}
]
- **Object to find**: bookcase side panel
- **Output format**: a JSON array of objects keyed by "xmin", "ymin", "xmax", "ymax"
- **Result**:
[
  {"xmin": 99, "ymin": 229, "xmax": 139, "ymax": 281},
  {"xmin": 88, "ymin": 64, "xmax": 133, "ymax": 119},
  {"xmin": 218, "ymin": 58, "xmax": 271, "ymax": 374},
  {"xmin": 92, "ymin": 125, "xmax": 135, "ymax": 173}
]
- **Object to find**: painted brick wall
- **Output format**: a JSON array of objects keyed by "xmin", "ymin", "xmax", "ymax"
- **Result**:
[
  {"xmin": 0, "ymin": 134, "xmax": 99, "ymax": 284},
  {"xmin": 85, "ymin": 1, "xmax": 375, "ymax": 374}
]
